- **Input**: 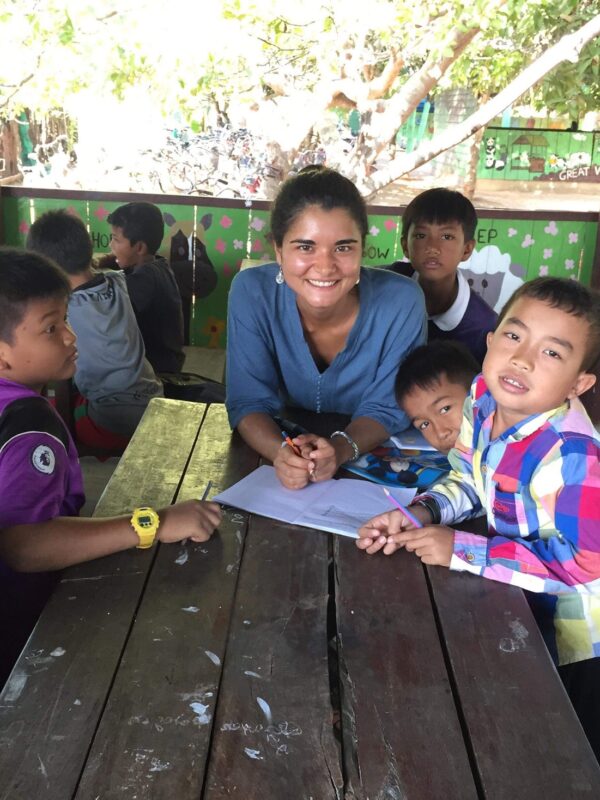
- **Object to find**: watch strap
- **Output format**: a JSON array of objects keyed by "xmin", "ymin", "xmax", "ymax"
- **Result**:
[
  {"xmin": 131, "ymin": 506, "xmax": 160, "ymax": 549},
  {"xmin": 411, "ymin": 497, "xmax": 441, "ymax": 525}
]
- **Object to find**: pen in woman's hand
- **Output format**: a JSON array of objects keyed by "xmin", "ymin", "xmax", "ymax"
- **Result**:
[
  {"xmin": 282, "ymin": 432, "xmax": 302, "ymax": 457},
  {"xmin": 282, "ymin": 432, "xmax": 316, "ymax": 480}
]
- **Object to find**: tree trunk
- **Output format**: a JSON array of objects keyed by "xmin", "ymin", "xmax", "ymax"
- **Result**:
[
  {"xmin": 0, "ymin": 120, "xmax": 20, "ymax": 178},
  {"xmin": 462, "ymin": 126, "xmax": 485, "ymax": 199}
]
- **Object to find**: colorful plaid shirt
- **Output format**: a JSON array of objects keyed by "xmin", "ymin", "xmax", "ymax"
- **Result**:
[{"xmin": 424, "ymin": 375, "xmax": 600, "ymax": 667}]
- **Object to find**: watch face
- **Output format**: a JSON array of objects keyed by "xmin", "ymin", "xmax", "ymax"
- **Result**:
[{"xmin": 138, "ymin": 513, "xmax": 154, "ymax": 529}]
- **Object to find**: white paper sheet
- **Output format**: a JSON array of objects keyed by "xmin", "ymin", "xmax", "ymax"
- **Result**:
[{"xmin": 213, "ymin": 465, "xmax": 417, "ymax": 538}]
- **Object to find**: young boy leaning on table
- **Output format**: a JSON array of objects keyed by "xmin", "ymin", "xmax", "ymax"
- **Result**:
[
  {"xmin": 0, "ymin": 248, "xmax": 221, "ymax": 686},
  {"xmin": 358, "ymin": 277, "xmax": 600, "ymax": 760},
  {"xmin": 394, "ymin": 340, "xmax": 479, "ymax": 455}
]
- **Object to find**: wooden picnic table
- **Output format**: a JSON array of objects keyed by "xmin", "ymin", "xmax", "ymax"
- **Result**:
[{"xmin": 1, "ymin": 397, "xmax": 599, "ymax": 799}]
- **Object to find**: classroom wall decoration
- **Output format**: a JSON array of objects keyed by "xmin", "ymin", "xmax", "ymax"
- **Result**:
[
  {"xmin": 1, "ymin": 189, "xmax": 597, "ymax": 348},
  {"xmin": 478, "ymin": 129, "xmax": 600, "ymax": 183}
]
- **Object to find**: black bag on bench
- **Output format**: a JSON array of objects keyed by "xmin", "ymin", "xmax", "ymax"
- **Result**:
[{"xmin": 159, "ymin": 372, "xmax": 226, "ymax": 404}]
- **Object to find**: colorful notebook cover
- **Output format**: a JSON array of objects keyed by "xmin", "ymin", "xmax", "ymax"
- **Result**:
[{"xmin": 344, "ymin": 444, "xmax": 450, "ymax": 490}]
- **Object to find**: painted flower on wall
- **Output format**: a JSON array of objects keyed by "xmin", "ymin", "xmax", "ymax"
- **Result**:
[
  {"xmin": 201, "ymin": 316, "xmax": 226, "ymax": 348},
  {"xmin": 250, "ymin": 217, "xmax": 266, "ymax": 231}
]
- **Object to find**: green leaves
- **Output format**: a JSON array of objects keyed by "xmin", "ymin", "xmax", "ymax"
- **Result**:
[
  {"xmin": 58, "ymin": 12, "xmax": 74, "ymax": 45},
  {"xmin": 1, "ymin": 0, "xmax": 598, "ymax": 166}
]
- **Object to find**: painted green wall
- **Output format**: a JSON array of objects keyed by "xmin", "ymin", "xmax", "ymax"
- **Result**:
[{"xmin": 2, "ymin": 193, "xmax": 597, "ymax": 348}]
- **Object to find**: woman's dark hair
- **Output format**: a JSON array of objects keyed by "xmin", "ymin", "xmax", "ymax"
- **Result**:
[
  {"xmin": 27, "ymin": 209, "xmax": 93, "ymax": 275},
  {"xmin": 270, "ymin": 168, "xmax": 368, "ymax": 247},
  {"xmin": 0, "ymin": 248, "xmax": 70, "ymax": 344},
  {"xmin": 401, "ymin": 188, "xmax": 478, "ymax": 242}
]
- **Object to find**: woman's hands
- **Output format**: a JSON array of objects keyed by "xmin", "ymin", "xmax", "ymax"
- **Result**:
[
  {"xmin": 274, "ymin": 433, "xmax": 347, "ymax": 489},
  {"xmin": 274, "ymin": 434, "xmax": 317, "ymax": 489}
]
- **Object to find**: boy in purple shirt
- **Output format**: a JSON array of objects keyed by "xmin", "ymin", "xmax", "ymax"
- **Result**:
[
  {"xmin": 387, "ymin": 188, "xmax": 497, "ymax": 365},
  {"xmin": 358, "ymin": 277, "xmax": 600, "ymax": 759},
  {"xmin": 0, "ymin": 248, "xmax": 221, "ymax": 685}
]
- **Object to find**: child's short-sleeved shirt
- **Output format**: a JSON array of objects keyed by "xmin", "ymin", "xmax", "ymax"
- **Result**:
[
  {"xmin": 0, "ymin": 379, "xmax": 84, "ymax": 526},
  {"xmin": 0, "ymin": 378, "xmax": 85, "ymax": 683},
  {"xmin": 422, "ymin": 375, "xmax": 600, "ymax": 666}
]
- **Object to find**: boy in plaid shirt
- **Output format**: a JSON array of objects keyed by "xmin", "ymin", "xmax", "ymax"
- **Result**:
[{"xmin": 358, "ymin": 277, "xmax": 600, "ymax": 758}]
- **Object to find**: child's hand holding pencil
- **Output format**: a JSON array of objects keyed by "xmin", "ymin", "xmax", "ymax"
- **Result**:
[{"xmin": 356, "ymin": 489, "xmax": 454, "ymax": 565}]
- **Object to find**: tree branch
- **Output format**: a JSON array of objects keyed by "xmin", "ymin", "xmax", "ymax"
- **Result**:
[
  {"xmin": 0, "ymin": 69, "xmax": 37, "ymax": 110},
  {"xmin": 359, "ymin": 12, "xmax": 600, "ymax": 197}
]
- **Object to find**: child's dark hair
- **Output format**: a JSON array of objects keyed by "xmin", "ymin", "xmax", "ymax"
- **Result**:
[
  {"xmin": 401, "ymin": 188, "xmax": 478, "ymax": 242},
  {"xmin": 0, "ymin": 247, "xmax": 70, "ymax": 344},
  {"xmin": 26, "ymin": 210, "xmax": 93, "ymax": 275},
  {"xmin": 395, "ymin": 341, "xmax": 479, "ymax": 406},
  {"xmin": 497, "ymin": 276, "xmax": 600, "ymax": 371},
  {"xmin": 270, "ymin": 167, "xmax": 368, "ymax": 247},
  {"xmin": 106, "ymin": 202, "xmax": 164, "ymax": 254}
]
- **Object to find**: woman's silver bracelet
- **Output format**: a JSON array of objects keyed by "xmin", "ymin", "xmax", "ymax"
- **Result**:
[{"xmin": 330, "ymin": 430, "xmax": 360, "ymax": 463}]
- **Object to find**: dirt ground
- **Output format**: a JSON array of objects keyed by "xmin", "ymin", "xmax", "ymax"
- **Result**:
[{"xmin": 371, "ymin": 176, "xmax": 600, "ymax": 213}]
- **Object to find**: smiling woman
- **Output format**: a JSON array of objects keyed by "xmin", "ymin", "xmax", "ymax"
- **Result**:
[{"xmin": 225, "ymin": 168, "xmax": 427, "ymax": 490}]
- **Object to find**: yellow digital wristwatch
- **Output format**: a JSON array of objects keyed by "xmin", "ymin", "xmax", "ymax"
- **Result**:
[{"xmin": 131, "ymin": 506, "xmax": 160, "ymax": 549}]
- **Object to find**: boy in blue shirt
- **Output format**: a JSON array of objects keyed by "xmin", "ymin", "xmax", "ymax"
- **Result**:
[
  {"xmin": 387, "ymin": 188, "xmax": 497, "ymax": 365},
  {"xmin": 0, "ymin": 247, "xmax": 220, "ymax": 686}
]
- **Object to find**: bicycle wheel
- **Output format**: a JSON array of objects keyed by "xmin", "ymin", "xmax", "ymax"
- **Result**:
[{"xmin": 168, "ymin": 162, "xmax": 195, "ymax": 193}]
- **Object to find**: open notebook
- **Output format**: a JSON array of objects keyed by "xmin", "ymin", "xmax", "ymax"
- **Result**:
[{"xmin": 213, "ymin": 465, "xmax": 416, "ymax": 539}]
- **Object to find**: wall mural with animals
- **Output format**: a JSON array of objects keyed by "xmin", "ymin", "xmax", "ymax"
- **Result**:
[
  {"xmin": 2, "ymin": 191, "xmax": 597, "ymax": 348},
  {"xmin": 478, "ymin": 128, "xmax": 600, "ymax": 183}
]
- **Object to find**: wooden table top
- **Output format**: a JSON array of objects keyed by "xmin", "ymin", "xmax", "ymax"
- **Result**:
[{"xmin": 1, "ymin": 398, "xmax": 599, "ymax": 799}]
